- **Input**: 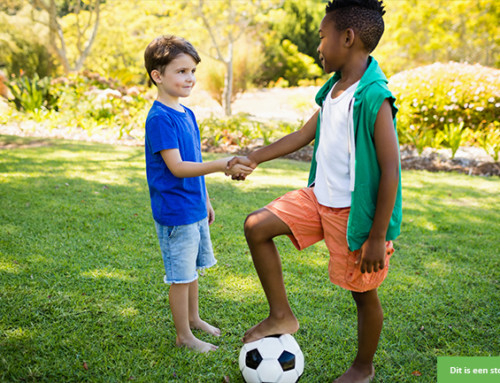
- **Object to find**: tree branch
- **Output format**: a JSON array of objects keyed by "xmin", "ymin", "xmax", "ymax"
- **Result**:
[{"xmin": 198, "ymin": 0, "xmax": 226, "ymax": 62}]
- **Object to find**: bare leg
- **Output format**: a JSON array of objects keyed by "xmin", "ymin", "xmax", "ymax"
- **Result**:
[
  {"xmin": 188, "ymin": 279, "xmax": 221, "ymax": 337},
  {"xmin": 333, "ymin": 289, "xmax": 382, "ymax": 383},
  {"xmin": 242, "ymin": 208, "xmax": 299, "ymax": 343},
  {"xmin": 169, "ymin": 282, "xmax": 218, "ymax": 352}
]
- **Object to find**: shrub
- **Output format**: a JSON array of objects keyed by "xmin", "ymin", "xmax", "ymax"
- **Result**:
[
  {"xmin": 390, "ymin": 62, "xmax": 500, "ymax": 158},
  {"xmin": 8, "ymin": 73, "xmax": 59, "ymax": 112},
  {"xmin": 199, "ymin": 113, "xmax": 300, "ymax": 152}
]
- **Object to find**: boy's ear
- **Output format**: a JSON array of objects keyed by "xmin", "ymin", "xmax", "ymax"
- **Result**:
[
  {"xmin": 344, "ymin": 28, "xmax": 355, "ymax": 48},
  {"xmin": 151, "ymin": 69, "xmax": 162, "ymax": 84}
]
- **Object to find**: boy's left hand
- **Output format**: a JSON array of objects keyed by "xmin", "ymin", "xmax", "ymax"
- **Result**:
[
  {"xmin": 356, "ymin": 237, "xmax": 386, "ymax": 273},
  {"xmin": 207, "ymin": 202, "xmax": 215, "ymax": 225}
]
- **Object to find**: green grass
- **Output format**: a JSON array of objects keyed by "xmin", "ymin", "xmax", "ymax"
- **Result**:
[{"xmin": 1, "ymin": 135, "xmax": 498, "ymax": 382}]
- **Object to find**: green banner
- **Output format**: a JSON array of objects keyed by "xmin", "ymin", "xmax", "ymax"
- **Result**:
[{"xmin": 438, "ymin": 356, "xmax": 500, "ymax": 383}]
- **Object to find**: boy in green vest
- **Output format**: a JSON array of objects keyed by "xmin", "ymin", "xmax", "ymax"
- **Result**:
[{"xmin": 228, "ymin": 0, "xmax": 402, "ymax": 381}]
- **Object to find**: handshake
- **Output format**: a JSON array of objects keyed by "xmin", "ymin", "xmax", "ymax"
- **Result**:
[{"xmin": 224, "ymin": 156, "xmax": 257, "ymax": 181}]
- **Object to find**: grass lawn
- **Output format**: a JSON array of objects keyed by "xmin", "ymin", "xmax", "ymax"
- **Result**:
[{"xmin": 1, "ymin": 135, "xmax": 498, "ymax": 382}]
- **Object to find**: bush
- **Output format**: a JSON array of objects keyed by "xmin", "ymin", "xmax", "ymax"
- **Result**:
[
  {"xmin": 0, "ymin": 14, "xmax": 58, "ymax": 78},
  {"xmin": 390, "ymin": 62, "xmax": 500, "ymax": 158},
  {"xmin": 199, "ymin": 113, "xmax": 300, "ymax": 152},
  {"xmin": 4, "ymin": 71, "xmax": 151, "ymax": 140},
  {"xmin": 8, "ymin": 73, "xmax": 59, "ymax": 112},
  {"xmin": 256, "ymin": 38, "xmax": 323, "ymax": 87}
]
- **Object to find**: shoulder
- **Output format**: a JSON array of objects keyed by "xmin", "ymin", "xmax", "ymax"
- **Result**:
[
  {"xmin": 360, "ymin": 82, "xmax": 396, "ymax": 115},
  {"xmin": 363, "ymin": 81, "xmax": 392, "ymax": 100},
  {"xmin": 182, "ymin": 105, "xmax": 198, "ymax": 124}
]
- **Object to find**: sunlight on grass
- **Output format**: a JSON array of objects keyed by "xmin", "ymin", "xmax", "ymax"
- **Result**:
[
  {"xmin": 81, "ymin": 268, "xmax": 137, "ymax": 282},
  {"xmin": 424, "ymin": 260, "xmax": 451, "ymax": 276},
  {"xmin": 0, "ymin": 260, "xmax": 22, "ymax": 274},
  {"xmin": 119, "ymin": 307, "xmax": 139, "ymax": 317},
  {"xmin": 4, "ymin": 327, "xmax": 30, "ymax": 340},
  {"xmin": 216, "ymin": 274, "xmax": 261, "ymax": 297}
]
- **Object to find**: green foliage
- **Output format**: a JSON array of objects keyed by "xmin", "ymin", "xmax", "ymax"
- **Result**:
[
  {"xmin": 8, "ymin": 74, "xmax": 59, "ymax": 112},
  {"xmin": 477, "ymin": 127, "xmax": 500, "ymax": 161},
  {"xmin": 268, "ymin": 0, "xmax": 324, "ymax": 66},
  {"xmin": 378, "ymin": 0, "xmax": 500, "ymax": 76},
  {"xmin": 438, "ymin": 122, "xmax": 468, "ymax": 159},
  {"xmin": 257, "ymin": 38, "xmax": 323, "ymax": 87},
  {"xmin": 0, "ymin": 14, "xmax": 57, "ymax": 78},
  {"xmin": 281, "ymin": 39, "xmax": 323, "ymax": 86},
  {"xmin": 199, "ymin": 114, "xmax": 301, "ymax": 150},
  {"xmin": 49, "ymin": 71, "xmax": 150, "ymax": 139},
  {"xmin": 0, "ymin": 138, "xmax": 498, "ymax": 382},
  {"xmin": 390, "ymin": 62, "xmax": 500, "ymax": 157}
]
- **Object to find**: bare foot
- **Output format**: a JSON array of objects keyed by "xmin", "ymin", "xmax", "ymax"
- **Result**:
[
  {"xmin": 190, "ymin": 318, "xmax": 221, "ymax": 337},
  {"xmin": 242, "ymin": 315, "xmax": 299, "ymax": 343},
  {"xmin": 333, "ymin": 365, "xmax": 375, "ymax": 383},
  {"xmin": 176, "ymin": 335, "xmax": 218, "ymax": 353}
]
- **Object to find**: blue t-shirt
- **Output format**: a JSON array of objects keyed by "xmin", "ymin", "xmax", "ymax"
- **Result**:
[{"xmin": 145, "ymin": 101, "xmax": 207, "ymax": 226}]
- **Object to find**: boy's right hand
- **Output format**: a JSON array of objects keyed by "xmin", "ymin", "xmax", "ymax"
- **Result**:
[{"xmin": 226, "ymin": 156, "xmax": 257, "ymax": 180}]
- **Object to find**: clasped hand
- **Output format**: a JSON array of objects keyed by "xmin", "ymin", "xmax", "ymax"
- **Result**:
[{"xmin": 225, "ymin": 156, "xmax": 257, "ymax": 180}]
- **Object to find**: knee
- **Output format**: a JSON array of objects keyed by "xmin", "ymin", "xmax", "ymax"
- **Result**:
[
  {"xmin": 244, "ymin": 211, "xmax": 265, "ymax": 242},
  {"xmin": 352, "ymin": 289, "xmax": 381, "ymax": 308}
]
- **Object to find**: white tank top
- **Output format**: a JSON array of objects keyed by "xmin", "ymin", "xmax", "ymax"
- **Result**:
[{"xmin": 314, "ymin": 81, "xmax": 359, "ymax": 208}]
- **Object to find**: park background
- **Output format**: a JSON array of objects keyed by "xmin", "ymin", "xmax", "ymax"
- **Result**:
[{"xmin": 0, "ymin": 0, "xmax": 499, "ymax": 382}]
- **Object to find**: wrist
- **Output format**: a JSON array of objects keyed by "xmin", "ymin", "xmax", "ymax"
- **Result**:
[
  {"xmin": 247, "ymin": 152, "xmax": 259, "ymax": 166},
  {"xmin": 368, "ymin": 231, "xmax": 386, "ymax": 241}
]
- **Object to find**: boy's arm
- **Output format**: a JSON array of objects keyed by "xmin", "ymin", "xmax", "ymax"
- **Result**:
[
  {"xmin": 357, "ymin": 99, "xmax": 400, "ymax": 273},
  {"xmin": 227, "ymin": 109, "xmax": 319, "ymax": 171},
  {"xmin": 160, "ymin": 150, "xmax": 253, "ymax": 178}
]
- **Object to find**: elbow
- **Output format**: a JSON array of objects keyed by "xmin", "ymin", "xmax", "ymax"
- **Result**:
[
  {"xmin": 380, "ymin": 161, "xmax": 400, "ymax": 184},
  {"xmin": 168, "ymin": 164, "xmax": 185, "ymax": 178}
]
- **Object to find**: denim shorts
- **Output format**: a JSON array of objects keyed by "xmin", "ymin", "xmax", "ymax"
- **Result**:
[{"xmin": 154, "ymin": 217, "xmax": 217, "ymax": 284}]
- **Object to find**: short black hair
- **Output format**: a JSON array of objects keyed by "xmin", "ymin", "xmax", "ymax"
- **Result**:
[
  {"xmin": 325, "ymin": 0, "xmax": 386, "ymax": 53},
  {"xmin": 144, "ymin": 35, "xmax": 201, "ymax": 86}
]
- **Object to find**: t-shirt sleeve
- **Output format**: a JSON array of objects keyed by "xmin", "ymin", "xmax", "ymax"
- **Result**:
[{"xmin": 146, "ymin": 115, "xmax": 179, "ymax": 155}]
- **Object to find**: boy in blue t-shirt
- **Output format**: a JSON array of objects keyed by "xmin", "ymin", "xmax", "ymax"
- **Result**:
[{"xmin": 144, "ymin": 35, "xmax": 252, "ymax": 353}]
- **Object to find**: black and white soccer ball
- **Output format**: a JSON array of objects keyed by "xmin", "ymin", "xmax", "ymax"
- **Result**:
[{"xmin": 239, "ymin": 334, "xmax": 304, "ymax": 383}]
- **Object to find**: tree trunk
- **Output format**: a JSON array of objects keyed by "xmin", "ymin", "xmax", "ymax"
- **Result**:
[{"xmin": 222, "ymin": 43, "xmax": 233, "ymax": 116}]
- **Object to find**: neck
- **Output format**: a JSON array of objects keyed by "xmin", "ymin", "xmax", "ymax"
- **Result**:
[
  {"xmin": 338, "ymin": 54, "xmax": 370, "ymax": 85},
  {"xmin": 156, "ymin": 93, "xmax": 183, "ymax": 112}
]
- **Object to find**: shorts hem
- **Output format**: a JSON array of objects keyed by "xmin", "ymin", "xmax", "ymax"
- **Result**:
[
  {"xmin": 197, "ymin": 259, "xmax": 217, "ymax": 271},
  {"xmin": 163, "ymin": 274, "xmax": 198, "ymax": 285},
  {"xmin": 263, "ymin": 206, "xmax": 304, "ymax": 250},
  {"xmin": 162, "ymin": 260, "xmax": 217, "ymax": 285}
]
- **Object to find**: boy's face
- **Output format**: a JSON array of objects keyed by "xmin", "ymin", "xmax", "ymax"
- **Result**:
[
  {"xmin": 317, "ymin": 16, "xmax": 347, "ymax": 74},
  {"xmin": 154, "ymin": 53, "xmax": 197, "ymax": 100}
]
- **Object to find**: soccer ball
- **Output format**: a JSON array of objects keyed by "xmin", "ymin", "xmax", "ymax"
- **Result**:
[{"xmin": 239, "ymin": 334, "xmax": 304, "ymax": 383}]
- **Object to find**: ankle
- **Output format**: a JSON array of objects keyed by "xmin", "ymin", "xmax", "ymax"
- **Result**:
[{"xmin": 352, "ymin": 360, "xmax": 375, "ymax": 375}]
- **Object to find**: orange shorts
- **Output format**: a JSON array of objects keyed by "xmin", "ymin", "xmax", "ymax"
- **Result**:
[{"xmin": 265, "ymin": 187, "xmax": 394, "ymax": 293}]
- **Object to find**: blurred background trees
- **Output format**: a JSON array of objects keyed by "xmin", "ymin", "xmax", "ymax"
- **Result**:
[
  {"xmin": 1, "ymin": 0, "xmax": 498, "ymax": 158},
  {"xmin": 1, "ymin": 0, "xmax": 498, "ymax": 95}
]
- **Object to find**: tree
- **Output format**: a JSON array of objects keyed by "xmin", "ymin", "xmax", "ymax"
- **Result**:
[
  {"xmin": 270, "ymin": 0, "xmax": 324, "ymax": 66},
  {"xmin": 378, "ymin": 0, "xmax": 500, "ymax": 76},
  {"xmin": 168, "ymin": 0, "xmax": 281, "ymax": 116},
  {"xmin": 30, "ymin": 0, "xmax": 101, "ymax": 73}
]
